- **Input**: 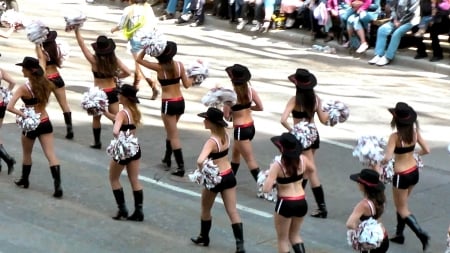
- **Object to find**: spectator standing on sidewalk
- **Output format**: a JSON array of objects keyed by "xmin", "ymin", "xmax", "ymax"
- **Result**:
[
  {"xmin": 368, "ymin": 0, "xmax": 419, "ymax": 66},
  {"xmin": 111, "ymin": 0, "xmax": 160, "ymax": 100}
]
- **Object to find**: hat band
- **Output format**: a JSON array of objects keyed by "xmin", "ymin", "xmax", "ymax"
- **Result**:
[
  {"xmin": 358, "ymin": 178, "xmax": 379, "ymax": 187},
  {"xmin": 298, "ymin": 80, "xmax": 311, "ymax": 85},
  {"xmin": 393, "ymin": 112, "xmax": 412, "ymax": 120}
]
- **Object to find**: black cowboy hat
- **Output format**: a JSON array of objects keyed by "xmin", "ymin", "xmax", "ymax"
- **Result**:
[
  {"xmin": 45, "ymin": 30, "xmax": 57, "ymax": 43},
  {"xmin": 16, "ymin": 56, "xmax": 44, "ymax": 76},
  {"xmin": 156, "ymin": 41, "xmax": 177, "ymax": 62},
  {"xmin": 91, "ymin": 36, "xmax": 116, "ymax": 55},
  {"xmin": 388, "ymin": 102, "xmax": 417, "ymax": 125},
  {"xmin": 350, "ymin": 169, "xmax": 385, "ymax": 191},
  {"xmin": 288, "ymin": 68, "xmax": 317, "ymax": 89},
  {"xmin": 117, "ymin": 84, "xmax": 140, "ymax": 103},
  {"xmin": 270, "ymin": 132, "xmax": 303, "ymax": 158},
  {"xmin": 198, "ymin": 107, "xmax": 228, "ymax": 127},
  {"xmin": 225, "ymin": 64, "xmax": 251, "ymax": 85}
]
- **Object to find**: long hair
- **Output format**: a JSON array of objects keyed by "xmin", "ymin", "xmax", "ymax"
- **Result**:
[
  {"xmin": 295, "ymin": 88, "xmax": 316, "ymax": 118},
  {"xmin": 364, "ymin": 185, "xmax": 386, "ymax": 219},
  {"xmin": 125, "ymin": 102, "xmax": 142, "ymax": 127},
  {"xmin": 281, "ymin": 155, "xmax": 300, "ymax": 177},
  {"xmin": 42, "ymin": 41, "xmax": 62, "ymax": 68},
  {"xmin": 391, "ymin": 119, "xmax": 419, "ymax": 143},
  {"xmin": 209, "ymin": 123, "xmax": 227, "ymax": 145},
  {"xmin": 95, "ymin": 53, "xmax": 118, "ymax": 76},
  {"xmin": 28, "ymin": 75, "xmax": 54, "ymax": 106},
  {"xmin": 160, "ymin": 61, "xmax": 176, "ymax": 77},
  {"xmin": 234, "ymin": 82, "xmax": 250, "ymax": 105}
]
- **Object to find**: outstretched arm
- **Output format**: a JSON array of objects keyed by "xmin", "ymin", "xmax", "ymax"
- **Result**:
[{"xmin": 74, "ymin": 28, "xmax": 95, "ymax": 64}]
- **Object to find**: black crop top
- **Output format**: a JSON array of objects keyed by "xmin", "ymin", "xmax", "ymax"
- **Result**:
[
  {"xmin": 158, "ymin": 62, "xmax": 181, "ymax": 86},
  {"xmin": 21, "ymin": 84, "xmax": 38, "ymax": 106},
  {"xmin": 291, "ymin": 110, "xmax": 309, "ymax": 119},
  {"xmin": 207, "ymin": 135, "xmax": 230, "ymax": 160},
  {"xmin": 394, "ymin": 133, "xmax": 416, "ymax": 154},
  {"xmin": 231, "ymin": 103, "xmax": 251, "ymax": 111},
  {"xmin": 119, "ymin": 110, "xmax": 136, "ymax": 132},
  {"xmin": 275, "ymin": 157, "xmax": 304, "ymax": 184},
  {"xmin": 46, "ymin": 59, "xmax": 57, "ymax": 66},
  {"xmin": 92, "ymin": 71, "xmax": 114, "ymax": 79}
]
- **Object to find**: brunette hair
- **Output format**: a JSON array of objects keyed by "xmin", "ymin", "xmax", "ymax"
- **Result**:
[
  {"xmin": 234, "ymin": 83, "xmax": 250, "ymax": 105},
  {"xmin": 391, "ymin": 119, "xmax": 419, "ymax": 144},
  {"xmin": 95, "ymin": 53, "xmax": 119, "ymax": 77},
  {"xmin": 281, "ymin": 155, "xmax": 300, "ymax": 178},
  {"xmin": 295, "ymin": 88, "xmax": 316, "ymax": 119},
  {"xmin": 160, "ymin": 61, "xmax": 176, "ymax": 78},
  {"xmin": 363, "ymin": 185, "xmax": 386, "ymax": 219},
  {"xmin": 209, "ymin": 123, "xmax": 227, "ymax": 145},
  {"xmin": 124, "ymin": 103, "xmax": 142, "ymax": 127},
  {"xmin": 42, "ymin": 41, "xmax": 62, "ymax": 68},
  {"xmin": 28, "ymin": 75, "xmax": 54, "ymax": 106}
]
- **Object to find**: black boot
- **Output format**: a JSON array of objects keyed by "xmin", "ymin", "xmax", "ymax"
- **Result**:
[
  {"xmin": 292, "ymin": 243, "xmax": 305, "ymax": 253},
  {"xmin": 310, "ymin": 185, "xmax": 327, "ymax": 218},
  {"xmin": 404, "ymin": 214, "xmax": 430, "ymax": 251},
  {"xmin": 231, "ymin": 162, "xmax": 240, "ymax": 175},
  {"xmin": 63, "ymin": 112, "xmax": 74, "ymax": 140},
  {"xmin": 390, "ymin": 212, "xmax": 405, "ymax": 244},
  {"xmin": 15, "ymin": 164, "xmax": 31, "ymax": 188},
  {"xmin": 171, "ymin": 149, "xmax": 185, "ymax": 177},
  {"xmin": 112, "ymin": 188, "xmax": 128, "ymax": 220},
  {"xmin": 127, "ymin": 190, "xmax": 144, "ymax": 221},
  {"xmin": 191, "ymin": 219, "xmax": 212, "ymax": 246},
  {"xmin": 50, "ymin": 165, "xmax": 63, "ymax": 198},
  {"xmin": 161, "ymin": 139, "xmax": 172, "ymax": 169},
  {"xmin": 90, "ymin": 128, "xmax": 102, "ymax": 149},
  {"xmin": 232, "ymin": 223, "xmax": 245, "ymax": 253},
  {"xmin": 0, "ymin": 144, "xmax": 16, "ymax": 175},
  {"xmin": 250, "ymin": 168, "xmax": 260, "ymax": 182}
]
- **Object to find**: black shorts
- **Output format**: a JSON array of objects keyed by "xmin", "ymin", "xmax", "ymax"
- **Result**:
[
  {"xmin": 209, "ymin": 169, "xmax": 237, "ymax": 193},
  {"xmin": 104, "ymin": 87, "xmax": 119, "ymax": 104},
  {"xmin": 114, "ymin": 146, "xmax": 141, "ymax": 165},
  {"xmin": 393, "ymin": 166, "xmax": 419, "ymax": 189},
  {"xmin": 275, "ymin": 196, "xmax": 308, "ymax": 218},
  {"xmin": 0, "ymin": 104, "xmax": 6, "ymax": 118},
  {"xmin": 22, "ymin": 118, "xmax": 53, "ymax": 140},
  {"xmin": 304, "ymin": 133, "xmax": 320, "ymax": 151},
  {"xmin": 161, "ymin": 97, "xmax": 185, "ymax": 115},
  {"xmin": 47, "ymin": 73, "xmax": 65, "ymax": 88},
  {"xmin": 233, "ymin": 122, "xmax": 255, "ymax": 141}
]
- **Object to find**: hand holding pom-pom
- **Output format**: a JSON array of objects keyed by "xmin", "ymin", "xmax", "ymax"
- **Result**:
[
  {"xmin": 26, "ymin": 20, "xmax": 48, "ymax": 44},
  {"xmin": 290, "ymin": 122, "xmax": 318, "ymax": 149},
  {"xmin": 352, "ymin": 135, "xmax": 386, "ymax": 167},
  {"xmin": 0, "ymin": 87, "xmax": 13, "ymax": 104},
  {"xmin": 188, "ymin": 159, "xmax": 222, "ymax": 190},
  {"xmin": 186, "ymin": 60, "xmax": 209, "ymax": 86},
  {"xmin": 256, "ymin": 155, "xmax": 279, "ymax": 202},
  {"xmin": 141, "ymin": 29, "xmax": 167, "ymax": 57},
  {"xmin": 0, "ymin": 9, "xmax": 24, "ymax": 29},
  {"xmin": 64, "ymin": 12, "xmax": 87, "ymax": 32},
  {"xmin": 349, "ymin": 218, "xmax": 384, "ymax": 251},
  {"xmin": 380, "ymin": 159, "xmax": 394, "ymax": 184},
  {"xmin": 16, "ymin": 106, "xmax": 41, "ymax": 132},
  {"xmin": 322, "ymin": 100, "xmax": 349, "ymax": 126},
  {"xmin": 106, "ymin": 130, "xmax": 139, "ymax": 160},
  {"xmin": 80, "ymin": 87, "xmax": 109, "ymax": 116}
]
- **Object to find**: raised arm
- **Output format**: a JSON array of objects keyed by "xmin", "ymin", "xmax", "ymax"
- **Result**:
[
  {"xmin": 136, "ymin": 50, "xmax": 159, "ymax": 71},
  {"xmin": 74, "ymin": 28, "xmax": 95, "ymax": 64}
]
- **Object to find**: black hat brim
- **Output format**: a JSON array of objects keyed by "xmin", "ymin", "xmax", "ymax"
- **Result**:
[
  {"xmin": 197, "ymin": 112, "xmax": 228, "ymax": 127},
  {"xmin": 288, "ymin": 73, "xmax": 317, "ymax": 89},
  {"xmin": 349, "ymin": 172, "xmax": 385, "ymax": 191},
  {"xmin": 225, "ymin": 65, "xmax": 251, "ymax": 85},
  {"xmin": 270, "ymin": 135, "xmax": 302, "ymax": 158}
]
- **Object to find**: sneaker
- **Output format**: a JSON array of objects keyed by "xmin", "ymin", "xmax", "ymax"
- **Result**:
[
  {"xmin": 414, "ymin": 28, "xmax": 426, "ymax": 38},
  {"xmin": 190, "ymin": 21, "xmax": 203, "ymax": 27},
  {"xmin": 236, "ymin": 18, "xmax": 246, "ymax": 30},
  {"xmin": 368, "ymin": 55, "xmax": 381, "ymax": 65},
  {"xmin": 159, "ymin": 13, "xmax": 175, "ymax": 21},
  {"xmin": 356, "ymin": 42, "xmax": 369, "ymax": 53},
  {"xmin": 375, "ymin": 56, "xmax": 390, "ymax": 66},
  {"xmin": 250, "ymin": 21, "xmax": 261, "ymax": 32},
  {"xmin": 285, "ymin": 18, "xmax": 295, "ymax": 28},
  {"xmin": 261, "ymin": 21, "xmax": 270, "ymax": 33},
  {"xmin": 342, "ymin": 41, "xmax": 350, "ymax": 48}
]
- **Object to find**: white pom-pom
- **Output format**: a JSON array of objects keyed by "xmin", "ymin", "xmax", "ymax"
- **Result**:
[
  {"xmin": 0, "ymin": 87, "xmax": 13, "ymax": 104},
  {"xmin": 56, "ymin": 38, "xmax": 71, "ymax": 62},
  {"xmin": 188, "ymin": 159, "xmax": 222, "ymax": 189},
  {"xmin": 141, "ymin": 29, "xmax": 167, "ymax": 57},
  {"xmin": 64, "ymin": 12, "xmax": 87, "ymax": 32},
  {"xmin": 0, "ymin": 9, "xmax": 23, "ymax": 28},
  {"xmin": 25, "ymin": 20, "xmax": 48, "ymax": 44},
  {"xmin": 380, "ymin": 159, "xmax": 394, "ymax": 184},
  {"xmin": 80, "ymin": 87, "xmax": 109, "ymax": 116},
  {"xmin": 16, "ymin": 106, "xmax": 41, "ymax": 131},
  {"xmin": 106, "ymin": 130, "xmax": 139, "ymax": 160},
  {"xmin": 290, "ymin": 122, "xmax": 318, "ymax": 149},
  {"xmin": 186, "ymin": 60, "xmax": 209, "ymax": 86},
  {"xmin": 201, "ymin": 87, "xmax": 237, "ymax": 108},
  {"xmin": 256, "ymin": 155, "xmax": 279, "ymax": 202},
  {"xmin": 322, "ymin": 100, "xmax": 349, "ymax": 126},
  {"xmin": 352, "ymin": 136, "xmax": 386, "ymax": 167},
  {"xmin": 354, "ymin": 218, "xmax": 384, "ymax": 251}
]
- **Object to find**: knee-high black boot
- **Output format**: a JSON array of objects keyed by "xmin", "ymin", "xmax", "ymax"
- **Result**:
[
  {"xmin": 90, "ymin": 128, "xmax": 101, "ymax": 149},
  {"xmin": 171, "ymin": 149, "xmax": 185, "ymax": 177},
  {"xmin": 0, "ymin": 144, "xmax": 16, "ymax": 175},
  {"xmin": 162, "ymin": 139, "xmax": 172, "ymax": 169},
  {"xmin": 250, "ymin": 168, "xmax": 260, "ymax": 182},
  {"xmin": 232, "ymin": 223, "xmax": 245, "ymax": 253},
  {"xmin": 15, "ymin": 164, "xmax": 31, "ymax": 188},
  {"xmin": 50, "ymin": 165, "xmax": 63, "ymax": 198},
  {"xmin": 390, "ymin": 212, "xmax": 405, "ymax": 244},
  {"xmin": 191, "ymin": 219, "xmax": 212, "ymax": 246},
  {"xmin": 292, "ymin": 243, "xmax": 305, "ymax": 253},
  {"xmin": 112, "ymin": 188, "xmax": 128, "ymax": 220},
  {"xmin": 231, "ymin": 162, "xmax": 240, "ymax": 175},
  {"xmin": 63, "ymin": 112, "xmax": 74, "ymax": 139},
  {"xmin": 127, "ymin": 190, "xmax": 144, "ymax": 221},
  {"xmin": 310, "ymin": 185, "xmax": 327, "ymax": 218},
  {"xmin": 404, "ymin": 214, "xmax": 430, "ymax": 251}
]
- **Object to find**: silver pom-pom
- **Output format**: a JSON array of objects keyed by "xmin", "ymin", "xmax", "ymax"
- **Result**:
[
  {"xmin": 0, "ymin": 87, "xmax": 13, "ymax": 104},
  {"xmin": 64, "ymin": 12, "xmax": 87, "ymax": 32},
  {"xmin": 290, "ymin": 121, "xmax": 318, "ymax": 149},
  {"xmin": 56, "ymin": 39, "xmax": 71, "ymax": 62},
  {"xmin": 26, "ymin": 20, "xmax": 48, "ymax": 44},
  {"xmin": 347, "ymin": 218, "xmax": 384, "ymax": 251},
  {"xmin": 141, "ymin": 29, "xmax": 167, "ymax": 57},
  {"xmin": 106, "ymin": 130, "xmax": 139, "ymax": 160},
  {"xmin": 352, "ymin": 136, "xmax": 386, "ymax": 167},
  {"xmin": 256, "ymin": 155, "xmax": 279, "ymax": 202},
  {"xmin": 16, "ymin": 106, "xmax": 41, "ymax": 132},
  {"xmin": 322, "ymin": 100, "xmax": 349, "ymax": 126},
  {"xmin": 186, "ymin": 60, "xmax": 209, "ymax": 86},
  {"xmin": 201, "ymin": 87, "xmax": 237, "ymax": 108},
  {"xmin": 188, "ymin": 158, "xmax": 222, "ymax": 189},
  {"xmin": 0, "ymin": 9, "xmax": 23, "ymax": 28},
  {"xmin": 80, "ymin": 87, "xmax": 109, "ymax": 116}
]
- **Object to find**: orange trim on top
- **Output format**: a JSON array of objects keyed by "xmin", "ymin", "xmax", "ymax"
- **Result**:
[
  {"xmin": 103, "ymin": 87, "xmax": 116, "ymax": 93},
  {"xmin": 162, "ymin": 97, "xmax": 183, "ymax": 102},
  {"xmin": 278, "ymin": 195, "xmax": 306, "ymax": 201},
  {"xmin": 396, "ymin": 166, "xmax": 417, "ymax": 175},
  {"xmin": 40, "ymin": 117, "xmax": 49, "ymax": 123},
  {"xmin": 233, "ymin": 121, "xmax": 254, "ymax": 128},
  {"xmin": 220, "ymin": 168, "xmax": 232, "ymax": 176},
  {"xmin": 46, "ymin": 73, "xmax": 60, "ymax": 79}
]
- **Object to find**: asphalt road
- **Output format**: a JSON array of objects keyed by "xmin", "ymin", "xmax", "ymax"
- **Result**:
[{"xmin": 0, "ymin": 0, "xmax": 449, "ymax": 253}]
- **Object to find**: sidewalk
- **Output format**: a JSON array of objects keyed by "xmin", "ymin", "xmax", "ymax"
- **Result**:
[{"xmin": 95, "ymin": 0, "xmax": 450, "ymax": 76}]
